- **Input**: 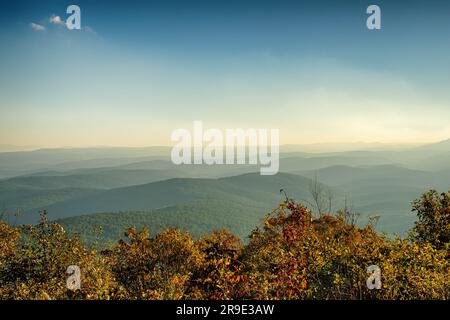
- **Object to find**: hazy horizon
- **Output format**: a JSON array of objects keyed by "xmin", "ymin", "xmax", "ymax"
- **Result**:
[{"xmin": 0, "ymin": 139, "xmax": 445, "ymax": 152}]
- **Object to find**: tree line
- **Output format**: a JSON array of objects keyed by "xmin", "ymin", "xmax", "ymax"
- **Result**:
[{"xmin": 0, "ymin": 190, "xmax": 448, "ymax": 300}]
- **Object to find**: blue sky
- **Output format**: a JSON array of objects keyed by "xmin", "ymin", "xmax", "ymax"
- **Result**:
[{"xmin": 0, "ymin": 0, "xmax": 449, "ymax": 147}]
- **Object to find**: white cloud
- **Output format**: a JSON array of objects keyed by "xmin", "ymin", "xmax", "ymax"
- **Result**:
[
  {"xmin": 30, "ymin": 23, "xmax": 46, "ymax": 31},
  {"xmin": 49, "ymin": 15, "xmax": 65, "ymax": 25}
]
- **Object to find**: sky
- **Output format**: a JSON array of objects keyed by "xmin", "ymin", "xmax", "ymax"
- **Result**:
[{"xmin": 0, "ymin": 0, "xmax": 449, "ymax": 147}]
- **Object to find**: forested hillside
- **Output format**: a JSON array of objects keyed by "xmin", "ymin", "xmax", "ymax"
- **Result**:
[
  {"xmin": 1, "ymin": 190, "xmax": 448, "ymax": 300},
  {"xmin": 1, "ymin": 142, "xmax": 449, "ymax": 237}
]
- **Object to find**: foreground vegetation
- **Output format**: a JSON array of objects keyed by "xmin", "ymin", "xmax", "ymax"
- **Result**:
[{"xmin": 0, "ymin": 190, "xmax": 448, "ymax": 300}]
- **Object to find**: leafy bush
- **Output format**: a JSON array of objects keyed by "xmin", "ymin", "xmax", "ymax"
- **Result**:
[
  {"xmin": 410, "ymin": 190, "xmax": 450, "ymax": 250},
  {"xmin": 0, "ymin": 212, "xmax": 115, "ymax": 300},
  {"xmin": 0, "ymin": 190, "xmax": 448, "ymax": 300}
]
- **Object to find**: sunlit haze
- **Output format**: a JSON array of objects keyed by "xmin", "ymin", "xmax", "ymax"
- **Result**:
[{"xmin": 1, "ymin": 0, "xmax": 449, "ymax": 148}]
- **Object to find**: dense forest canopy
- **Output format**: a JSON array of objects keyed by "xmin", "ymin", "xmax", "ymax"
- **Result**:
[{"xmin": 0, "ymin": 189, "xmax": 448, "ymax": 300}]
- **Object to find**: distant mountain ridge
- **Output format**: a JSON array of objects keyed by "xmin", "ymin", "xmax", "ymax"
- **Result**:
[
  {"xmin": 0, "ymin": 140, "xmax": 448, "ymax": 240},
  {"xmin": 21, "ymin": 172, "xmax": 315, "ymax": 223},
  {"xmin": 1, "ymin": 139, "xmax": 448, "ymax": 178}
]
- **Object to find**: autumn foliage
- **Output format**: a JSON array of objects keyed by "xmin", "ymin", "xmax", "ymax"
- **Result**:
[{"xmin": 0, "ymin": 190, "xmax": 449, "ymax": 300}]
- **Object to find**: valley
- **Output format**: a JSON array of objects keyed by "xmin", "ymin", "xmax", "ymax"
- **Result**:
[{"xmin": 0, "ymin": 140, "xmax": 449, "ymax": 246}]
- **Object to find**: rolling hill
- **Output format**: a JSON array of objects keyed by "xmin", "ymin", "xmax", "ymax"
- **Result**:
[
  {"xmin": 0, "ymin": 141, "xmax": 448, "ymax": 241},
  {"xmin": 58, "ymin": 199, "xmax": 271, "ymax": 246},
  {"xmin": 24, "ymin": 172, "xmax": 316, "ymax": 223},
  {"xmin": 54, "ymin": 173, "xmax": 324, "ymax": 246}
]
